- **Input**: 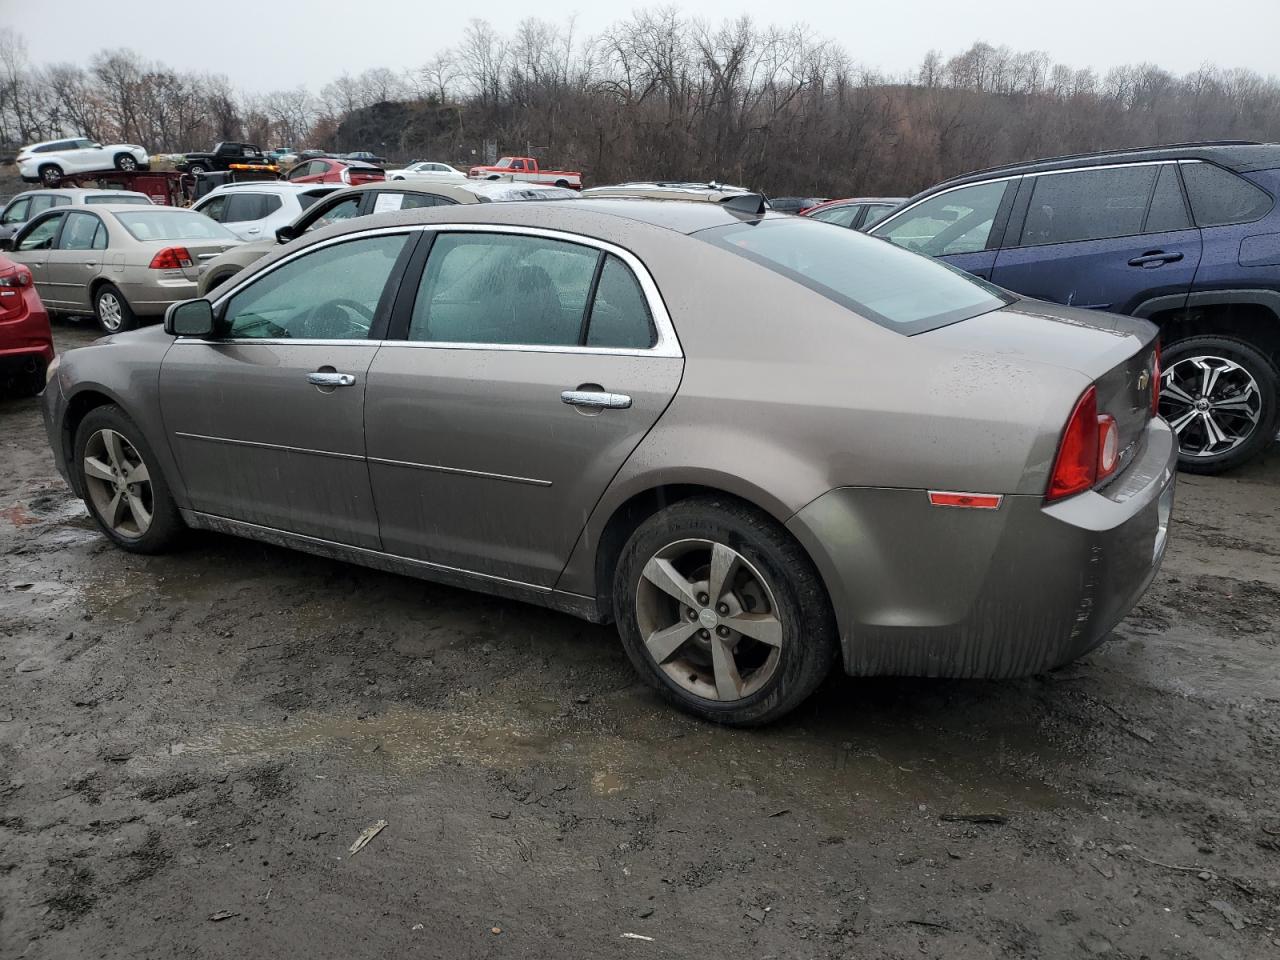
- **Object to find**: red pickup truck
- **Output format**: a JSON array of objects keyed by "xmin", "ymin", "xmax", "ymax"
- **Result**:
[{"xmin": 467, "ymin": 156, "xmax": 582, "ymax": 190}]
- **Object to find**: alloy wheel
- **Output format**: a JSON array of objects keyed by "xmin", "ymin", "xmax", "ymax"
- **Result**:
[
  {"xmin": 119, "ymin": 156, "xmax": 137, "ymax": 171},
  {"xmin": 635, "ymin": 538, "xmax": 784, "ymax": 702},
  {"xmin": 1160, "ymin": 355, "xmax": 1262, "ymax": 458},
  {"xmin": 97, "ymin": 292, "xmax": 123, "ymax": 332},
  {"xmin": 82, "ymin": 429, "xmax": 153, "ymax": 538}
]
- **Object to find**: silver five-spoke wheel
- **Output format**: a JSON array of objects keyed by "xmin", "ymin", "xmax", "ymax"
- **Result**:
[
  {"xmin": 1160, "ymin": 355, "xmax": 1262, "ymax": 458},
  {"xmin": 635, "ymin": 538, "xmax": 783, "ymax": 702},
  {"xmin": 82, "ymin": 428, "xmax": 153, "ymax": 538}
]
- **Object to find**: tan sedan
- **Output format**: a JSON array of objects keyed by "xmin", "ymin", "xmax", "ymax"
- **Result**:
[{"xmin": 4, "ymin": 204, "xmax": 240, "ymax": 333}]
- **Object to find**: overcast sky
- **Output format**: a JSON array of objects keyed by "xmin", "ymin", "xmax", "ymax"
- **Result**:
[{"xmin": 5, "ymin": 0, "xmax": 1278, "ymax": 91}]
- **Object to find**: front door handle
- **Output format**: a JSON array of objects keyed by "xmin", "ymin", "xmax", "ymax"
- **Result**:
[
  {"xmin": 1128, "ymin": 251, "xmax": 1184, "ymax": 267},
  {"xmin": 561, "ymin": 389, "xmax": 632, "ymax": 409},
  {"xmin": 307, "ymin": 371, "xmax": 356, "ymax": 387}
]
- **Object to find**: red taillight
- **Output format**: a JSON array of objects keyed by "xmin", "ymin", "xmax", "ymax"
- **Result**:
[
  {"xmin": 1047, "ymin": 386, "xmax": 1100, "ymax": 502},
  {"xmin": 148, "ymin": 247, "xmax": 193, "ymax": 270},
  {"xmin": 0, "ymin": 269, "xmax": 31, "ymax": 288},
  {"xmin": 1151, "ymin": 343, "xmax": 1161, "ymax": 417}
]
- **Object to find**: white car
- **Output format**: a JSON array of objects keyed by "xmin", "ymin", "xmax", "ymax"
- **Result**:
[
  {"xmin": 17, "ymin": 137, "xmax": 150, "ymax": 187},
  {"xmin": 0, "ymin": 188, "xmax": 152, "ymax": 242},
  {"xmin": 190, "ymin": 181, "xmax": 343, "ymax": 242},
  {"xmin": 384, "ymin": 161, "xmax": 466, "ymax": 181}
]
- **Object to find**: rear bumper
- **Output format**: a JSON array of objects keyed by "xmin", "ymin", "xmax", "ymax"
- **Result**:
[
  {"xmin": 787, "ymin": 418, "xmax": 1177, "ymax": 678},
  {"xmin": 117, "ymin": 276, "xmax": 198, "ymax": 317}
]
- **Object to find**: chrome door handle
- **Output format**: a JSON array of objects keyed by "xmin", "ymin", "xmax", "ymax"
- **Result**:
[
  {"xmin": 307, "ymin": 372, "xmax": 356, "ymax": 387},
  {"xmin": 561, "ymin": 390, "xmax": 632, "ymax": 409}
]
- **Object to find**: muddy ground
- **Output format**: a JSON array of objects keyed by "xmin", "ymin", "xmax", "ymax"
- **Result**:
[{"xmin": 2, "ymin": 322, "xmax": 1279, "ymax": 960}]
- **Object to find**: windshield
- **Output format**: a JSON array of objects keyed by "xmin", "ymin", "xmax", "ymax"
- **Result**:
[
  {"xmin": 495, "ymin": 158, "xmax": 514, "ymax": 168},
  {"xmin": 114, "ymin": 210, "xmax": 238, "ymax": 242},
  {"xmin": 698, "ymin": 216, "xmax": 1011, "ymax": 335}
]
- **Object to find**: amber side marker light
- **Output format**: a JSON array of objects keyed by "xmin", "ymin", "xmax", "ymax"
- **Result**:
[{"xmin": 928, "ymin": 491, "xmax": 1004, "ymax": 509}]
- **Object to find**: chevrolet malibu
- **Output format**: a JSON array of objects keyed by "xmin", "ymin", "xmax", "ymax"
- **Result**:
[{"xmin": 41, "ymin": 200, "xmax": 1176, "ymax": 725}]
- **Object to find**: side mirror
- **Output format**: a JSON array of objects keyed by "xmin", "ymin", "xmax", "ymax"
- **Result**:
[
  {"xmin": 165, "ymin": 299, "xmax": 215, "ymax": 337},
  {"xmin": 0, "ymin": 237, "xmax": 11, "ymax": 252},
  {"xmin": 275, "ymin": 224, "xmax": 299, "ymax": 244}
]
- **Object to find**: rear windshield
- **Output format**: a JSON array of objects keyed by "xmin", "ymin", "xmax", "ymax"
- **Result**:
[
  {"xmin": 86, "ymin": 195, "xmax": 150, "ymax": 206},
  {"xmin": 115, "ymin": 210, "xmax": 237, "ymax": 242},
  {"xmin": 698, "ymin": 216, "xmax": 1011, "ymax": 334}
]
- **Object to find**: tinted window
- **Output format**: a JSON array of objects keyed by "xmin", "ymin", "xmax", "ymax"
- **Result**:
[
  {"xmin": 223, "ymin": 234, "xmax": 407, "ymax": 340},
  {"xmin": 877, "ymin": 180, "xmax": 1007, "ymax": 256},
  {"xmin": 702, "ymin": 216, "xmax": 1010, "ymax": 335},
  {"xmin": 3, "ymin": 198, "xmax": 31, "ymax": 223},
  {"xmin": 1144, "ymin": 165, "xmax": 1191, "ymax": 234},
  {"xmin": 809, "ymin": 205, "xmax": 860, "ymax": 228},
  {"xmin": 402, "ymin": 193, "xmax": 451, "ymax": 209},
  {"xmin": 1019, "ymin": 166, "xmax": 1157, "ymax": 246},
  {"xmin": 586, "ymin": 256, "xmax": 655, "ymax": 349},
  {"xmin": 861, "ymin": 204, "xmax": 895, "ymax": 228},
  {"xmin": 115, "ymin": 211, "xmax": 237, "ymax": 242},
  {"xmin": 224, "ymin": 193, "xmax": 281, "ymax": 222},
  {"xmin": 16, "ymin": 214, "xmax": 62, "ymax": 251},
  {"xmin": 59, "ymin": 212, "xmax": 105, "ymax": 251},
  {"xmin": 1181, "ymin": 162, "xmax": 1273, "ymax": 227},
  {"xmin": 409, "ymin": 232, "xmax": 600, "ymax": 345}
]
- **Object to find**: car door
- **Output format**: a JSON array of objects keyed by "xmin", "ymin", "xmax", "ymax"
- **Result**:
[
  {"xmin": 158, "ymin": 229, "xmax": 415, "ymax": 548},
  {"xmin": 44, "ymin": 210, "xmax": 106, "ymax": 312},
  {"xmin": 990, "ymin": 163, "xmax": 1201, "ymax": 314},
  {"xmin": 872, "ymin": 178, "xmax": 1017, "ymax": 280},
  {"xmin": 222, "ymin": 192, "xmax": 281, "ymax": 240},
  {"xmin": 364, "ymin": 227, "xmax": 683, "ymax": 586},
  {"xmin": 9, "ymin": 212, "xmax": 66, "ymax": 306}
]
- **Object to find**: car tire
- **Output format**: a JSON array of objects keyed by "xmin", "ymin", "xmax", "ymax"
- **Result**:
[
  {"xmin": 114, "ymin": 153, "xmax": 138, "ymax": 172},
  {"xmin": 187, "ymin": 163, "xmax": 208, "ymax": 176},
  {"xmin": 39, "ymin": 164, "xmax": 62, "ymax": 187},
  {"xmin": 94, "ymin": 283, "xmax": 137, "ymax": 334},
  {"xmin": 613, "ymin": 496, "xmax": 838, "ymax": 726},
  {"xmin": 1160, "ymin": 335, "xmax": 1280, "ymax": 475},
  {"xmin": 554, "ymin": 179, "xmax": 569, "ymax": 188},
  {"xmin": 73, "ymin": 404, "xmax": 184, "ymax": 554}
]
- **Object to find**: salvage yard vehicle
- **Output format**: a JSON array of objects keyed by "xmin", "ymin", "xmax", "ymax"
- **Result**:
[
  {"xmin": 468, "ymin": 156, "xmax": 582, "ymax": 189},
  {"xmin": 42, "ymin": 200, "xmax": 1174, "ymax": 725},
  {"xmin": 284, "ymin": 157, "xmax": 384, "ymax": 186},
  {"xmin": 55, "ymin": 170, "xmax": 187, "ymax": 207},
  {"xmin": 4, "ymin": 206, "xmax": 240, "ymax": 333},
  {"xmin": 0, "ymin": 252, "xmax": 52, "ymax": 396},
  {"xmin": 803, "ymin": 196, "xmax": 906, "ymax": 229},
  {"xmin": 1, "ymin": 188, "xmax": 151, "ymax": 242},
  {"xmin": 17, "ymin": 137, "xmax": 150, "ymax": 187},
  {"xmin": 192, "ymin": 182, "xmax": 342, "ymax": 242},
  {"xmin": 176, "ymin": 142, "xmax": 274, "ymax": 176},
  {"xmin": 869, "ymin": 141, "xmax": 1280, "ymax": 474},
  {"xmin": 195, "ymin": 179, "xmax": 576, "ymax": 295},
  {"xmin": 386, "ymin": 161, "xmax": 467, "ymax": 181}
]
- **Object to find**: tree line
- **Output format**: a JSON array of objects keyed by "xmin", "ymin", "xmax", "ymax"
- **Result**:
[{"xmin": 3, "ymin": 14, "xmax": 1279, "ymax": 196}]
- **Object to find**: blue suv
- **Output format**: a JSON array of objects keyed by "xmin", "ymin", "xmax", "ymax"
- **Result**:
[{"xmin": 869, "ymin": 141, "xmax": 1280, "ymax": 474}]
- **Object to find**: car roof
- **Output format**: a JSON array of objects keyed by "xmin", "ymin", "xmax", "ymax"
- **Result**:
[
  {"xmin": 86, "ymin": 203, "xmax": 203, "ymax": 214},
  {"xmin": 933, "ymin": 141, "xmax": 1280, "ymax": 190},
  {"xmin": 13, "ymin": 188, "xmax": 150, "ymax": 201},
  {"xmin": 204, "ymin": 181, "xmax": 339, "ymax": 195}
]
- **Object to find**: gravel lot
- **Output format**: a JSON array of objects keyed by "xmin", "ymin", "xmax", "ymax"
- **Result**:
[{"xmin": 2, "ymin": 321, "xmax": 1279, "ymax": 959}]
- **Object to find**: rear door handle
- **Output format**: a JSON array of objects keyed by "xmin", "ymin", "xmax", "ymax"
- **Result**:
[
  {"xmin": 561, "ymin": 390, "xmax": 632, "ymax": 409},
  {"xmin": 1128, "ymin": 251, "xmax": 1184, "ymax": 267},
  {"xmin": 307, "ymin": 372, "xmax": 356, "ymax": 387}
]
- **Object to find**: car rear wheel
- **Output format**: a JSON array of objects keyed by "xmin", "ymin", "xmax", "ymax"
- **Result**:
[
  {"xmin": 94, "ymin": 283, "xmax": 137, "ymax": 334},
  {"xmin": 613, "ymin": 497, "xmax": 837, "ymax": 726},
  {"xmin": 74, "ymin": 405, "xmax": 183, "ymax": 554},
  {"xmin": 39, "ymin": 164, "xmax": 62, "ymax": 187},
  {"xmin": 1160, "ymin": 335, "xmax": 1279, "ymax": 474},
  {"xmin": 114, "ymin": 153, "xmax": 138, "ymax": 172},
  {"xmin": 187, "ymin": 163, "xmax": 207, "ymax": 176}
]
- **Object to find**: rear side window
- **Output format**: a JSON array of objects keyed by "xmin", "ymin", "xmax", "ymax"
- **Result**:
[
  {"xmin": 702, "ymin": 217, "xmax": 1010, "ymax": 334},
  {"xmin": 409, "ymin": 232, "xmax": 600, "ymax": 346},
  {"xmin": 1181, "ymin": 162, "xmax": 1274, "ymax": 227},
  {"xmin": 1018, "ymin": 166, "xmax": 1156, "ymax": 246},
  {"xmin": 877, "ymin": 180, "xmax": 1007, "ymax": 256},
  {"xmin": 297, "ymin": 190, "xmax": 333, "ymax": 211},
  {"xmin": 1143, "ymin": 165, "xmax": 1192, "ymax": 233},
  {"xmin": 585, "ymin": 255, "xmax": 655, "ymax": 349}
]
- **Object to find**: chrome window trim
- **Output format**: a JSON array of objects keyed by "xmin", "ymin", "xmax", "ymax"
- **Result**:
[
  {"xmin": 1024, "ymin": 159, "xmax": 1177, "ymax": 178},
  {"xmin": 183, "ymin": 222, "xmax": 682, "ymax": 357}
]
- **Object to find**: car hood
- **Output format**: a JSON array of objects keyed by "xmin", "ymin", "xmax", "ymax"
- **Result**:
[{"xmin": 920, "ymin": 297, "xmax": 1158, "ymax": 381}]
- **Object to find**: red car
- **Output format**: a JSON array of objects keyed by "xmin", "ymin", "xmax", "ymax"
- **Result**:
[
  {"xmin": 0, "ymin": 254, "xmax": 53, "ymax": 396},
  {"xmin": 284, "ymin": 158, "xmax": 385, "ymax": 186}
]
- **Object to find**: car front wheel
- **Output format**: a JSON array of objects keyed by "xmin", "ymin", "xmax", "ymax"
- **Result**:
[
  {"xmin": 115, "ymin": 153, "xmax": 138, "ymax": 171},
  {"xmin": 614, "ymin": 497, "xmax": 838, "ymax": 726},
  {"xmin": 74, "ymin": 405, "xmax": 183, "ymax": 553},
  {"xmin": 1160, "ymin": 335, "xmax": 1279, "ymax": 474},
  {"xmin": 94, "ymin": 284, "xmax": 137, "ymax": 334}
]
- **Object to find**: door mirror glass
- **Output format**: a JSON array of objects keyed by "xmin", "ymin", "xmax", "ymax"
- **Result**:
[{"xmin": 166, "ymin": 299, "xmax": 215, "ymax": 337}]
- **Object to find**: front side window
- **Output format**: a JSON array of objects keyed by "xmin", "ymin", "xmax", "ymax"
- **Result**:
[
  {"xmin": 115, "ymin": 211, "xmax": 237, "ymax": 242},
  {"xmin": 58, "ymin": 212, "xmax": 106, "ymax": 251},
  {"xmin": 196, "ymin": 195, "xmax": 229, "ymax": 222},
  {"xmin": 2, "ymin": 198, "xmax": 30, "ymax": 224},
  {"xmin": 809, "ymin": 205, "xmax": 860, "ymax": 228},
  {"xmin": 16, "ymin": 214, "xmax": 63, "ymax": 251},
  {"xmin": 861, "ymin": 204, "xmax": 895, "ymax": 228},
  {"xmin": 1017, "ymin": 166, "xmax": 1157, "ymax": 246},
  {"xmin": 409, "ymin": 232, "xmax": 600, "ymax": 346},
  {"xmin": 1181, "ymin": 162, "xmax": 1274, "ymax": 227},
  {"xmin": 302, "ymin": 195, "xmax": 363, "ymax": 232},
  {"xmin": 30, "ymin": 195, "xmax": 60, "ymax": 216},
  {"xmin": 222, "ymin": 234, "xmax": 407, "ymax": 340},
  {"xmin": 702, "ymin": 216, "xmax": 1010, "ymax": 335},
  {"xmin": 876, "ymin": 180, "xmax": 1008, "ymax": 256}
]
